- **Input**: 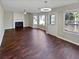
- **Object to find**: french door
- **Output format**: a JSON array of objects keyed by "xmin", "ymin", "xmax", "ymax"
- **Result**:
[
  {"xmin": 33, "ymin": 15, "xmax": 46, "ymax": 30},
  {"xmin": 38, "ymin": 15, "xmax": 46, "ymax": 30}
]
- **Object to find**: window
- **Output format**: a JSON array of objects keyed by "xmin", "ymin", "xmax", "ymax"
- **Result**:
[
  {"xmin": 39, "ymin": 15, "xmax": 45, "ymax": 26},
  {"xmin": 65, "ymin": 11, "xmax": 79, "ymax": 33},
  {"xmin": 33, "ymin": 16, "xmax": 38, "ymax": 25},
  {"xmin": 50, "ymin": 15, "xmax": 55, "ymax": 24}
]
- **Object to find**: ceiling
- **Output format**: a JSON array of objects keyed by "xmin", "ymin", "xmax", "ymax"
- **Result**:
[{"xmin": 0, "ymin": 0, "xmax": 79, "ymax": 13}]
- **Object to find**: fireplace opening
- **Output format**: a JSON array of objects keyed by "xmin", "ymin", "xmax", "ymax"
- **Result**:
[{"xmin": 15, "ymin": 22, "xmax": 23, "ymax": 29}]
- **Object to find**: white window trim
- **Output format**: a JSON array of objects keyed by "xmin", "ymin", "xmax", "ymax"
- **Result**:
[
  {"xmin": 49, "ymin": 14, "xmax": 56, "ymax": 25},
  {"xmin": 63, "ymin": 10, "xmax": 79, "ymax": 35}
]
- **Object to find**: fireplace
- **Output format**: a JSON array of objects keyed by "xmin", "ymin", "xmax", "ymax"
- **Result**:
[{"xmin": 15, "ymin": 22, "xmax": 23, "ymax": 28}]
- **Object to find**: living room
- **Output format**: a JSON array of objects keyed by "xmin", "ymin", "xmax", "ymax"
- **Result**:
[{"xmin": 0, "ymin": 0, "xmax": 79, "ymax": 59}]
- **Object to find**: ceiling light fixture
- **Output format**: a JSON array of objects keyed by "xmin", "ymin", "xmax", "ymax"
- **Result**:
[
  {"xmin": 40, "ymin": 1, "xmax": 52, "ymax": 12},
  {"xmin": 41, "ymin": 8, "xmax": 51, "ymax": 12}
]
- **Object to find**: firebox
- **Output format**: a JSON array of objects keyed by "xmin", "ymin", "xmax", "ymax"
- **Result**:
[{"xmin": 15, "ymin": 22, "xmax": 23, "ymax": 28}]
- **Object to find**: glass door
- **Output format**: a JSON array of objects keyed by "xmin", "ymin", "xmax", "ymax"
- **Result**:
[
  {"xmin": 33, "ymin": 16, "xmax": 38, "ymax": 28},
  {"xmin": 38, "ymin": 15, "xmax": 46, "ymax": 30},
  {"xmin": 33, "ymin": 15, "xmax": 46, "ymax": 30}
]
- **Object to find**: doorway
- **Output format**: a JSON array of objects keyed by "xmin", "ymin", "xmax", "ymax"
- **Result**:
[{"xmin": 33, "ymin": 15, "xmax": 46, "ymax": 30}]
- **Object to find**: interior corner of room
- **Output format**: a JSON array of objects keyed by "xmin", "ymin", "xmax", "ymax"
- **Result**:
[{"xmin": 0, "ymin": 3, "xmax": 5, "ymax": 46}]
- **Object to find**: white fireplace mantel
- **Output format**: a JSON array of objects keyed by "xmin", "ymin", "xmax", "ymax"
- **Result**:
[{"xmin": 13, "ymin": 19, "xmax": 24, "ymax": 28}]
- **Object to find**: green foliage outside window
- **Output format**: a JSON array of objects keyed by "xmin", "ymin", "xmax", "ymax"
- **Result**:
[
  {"xmin": 65, "ymin": 13, "xmax": 75, "ymax": 20},
  {"xmin": 65, "ymin": 12, "xmax": 79, "ymax": 21}
]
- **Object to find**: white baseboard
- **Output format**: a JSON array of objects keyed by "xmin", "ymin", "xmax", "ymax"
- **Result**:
[
  {"xmin": 5, "ymin": 27, "xmax": 13, "ymax": 30},
  {"xmin": 46, "ymin": 32, "xmax": 79, "ymax": 46},
  {"xmin": 0, "ymin": 29, "xmax": 5, "ymax": 46},
  {"xmin": 57, "ymin": 36, "xmax": 79, "ymax": 46}
]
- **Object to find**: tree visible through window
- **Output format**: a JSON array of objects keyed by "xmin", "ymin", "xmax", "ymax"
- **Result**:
[{"xmin": 65, "ymin": 11, "xmax": 79, "ymax": 33}]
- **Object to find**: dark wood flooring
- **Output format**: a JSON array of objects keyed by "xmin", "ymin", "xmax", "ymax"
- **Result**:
[{"xmin": 0, "ymin": 27, "xmax": 79, "ymax": 59}]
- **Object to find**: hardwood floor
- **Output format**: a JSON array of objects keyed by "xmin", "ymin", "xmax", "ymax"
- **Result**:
[{"xmin": 0, "ymin": 27, "xmax": 79, "ymax": 59}]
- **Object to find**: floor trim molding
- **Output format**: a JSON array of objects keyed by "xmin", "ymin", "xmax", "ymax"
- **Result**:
[
  {"xmin": 0, "ymin": 29, "xmax": 5, "ymax": 46},
  {"xmin": 57, "ymin": 36, "xmax": 79, "ymax": 46},
  {"xmin": 46, "ymin": 32, "xmax": 79, "ymax": 46}
]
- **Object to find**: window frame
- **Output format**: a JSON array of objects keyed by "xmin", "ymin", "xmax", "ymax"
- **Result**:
[
  {"xmin": 33, "ymin": 15, "xmax": 38, "ymax": 25},
  {"xmin": 50, "ymin": 14, "xmax": 56, "ymax": 25},
  {"xmin": 64, "ymin": 10, "xmax": 79, "ymax": 35},
  {"xmin": 39, "ymin": 15, "xmax": 46, "ymax": 26}
]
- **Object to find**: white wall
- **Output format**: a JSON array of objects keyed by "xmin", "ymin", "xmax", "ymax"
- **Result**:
[
  {"xmin": 47, "ymin": 3, "xmax": 79, "ymax": 44},
  {"xmin": 4, "ymin": 11, "xmax": 13, "ymax": 29},
  {"xmin": 13, "ymin": 12, "xmax": 25, "ymax": 28},
  {"xmin": 3, "ymin": 12, "xmax": 29, "ymax": 29},
  {"xmin": 26, "ymin": 13, "xmax": 33, "ymax": 27},
  {"xmin": 47, "ymin": 11, "xmax": 58, "ymax": 36},
  {"xmin": 24, "ymin": 14, "xmax": 29, "ymax": 27},
  {"xmin": 0, "ymin": 4, "xmax": 4, "ymax": 46},
  {"xmin": 13, "ymin": 12, "xmax": 24, "ymax": 20}
]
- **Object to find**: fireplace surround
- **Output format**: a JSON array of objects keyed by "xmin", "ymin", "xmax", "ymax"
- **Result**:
[
  {"xmin": 13, "ymin": 20, "xmax": 24, "ymax": 29},
  {"xmin": 15, "ymin": 22, "xmax": 23, "ymax": 28}
]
